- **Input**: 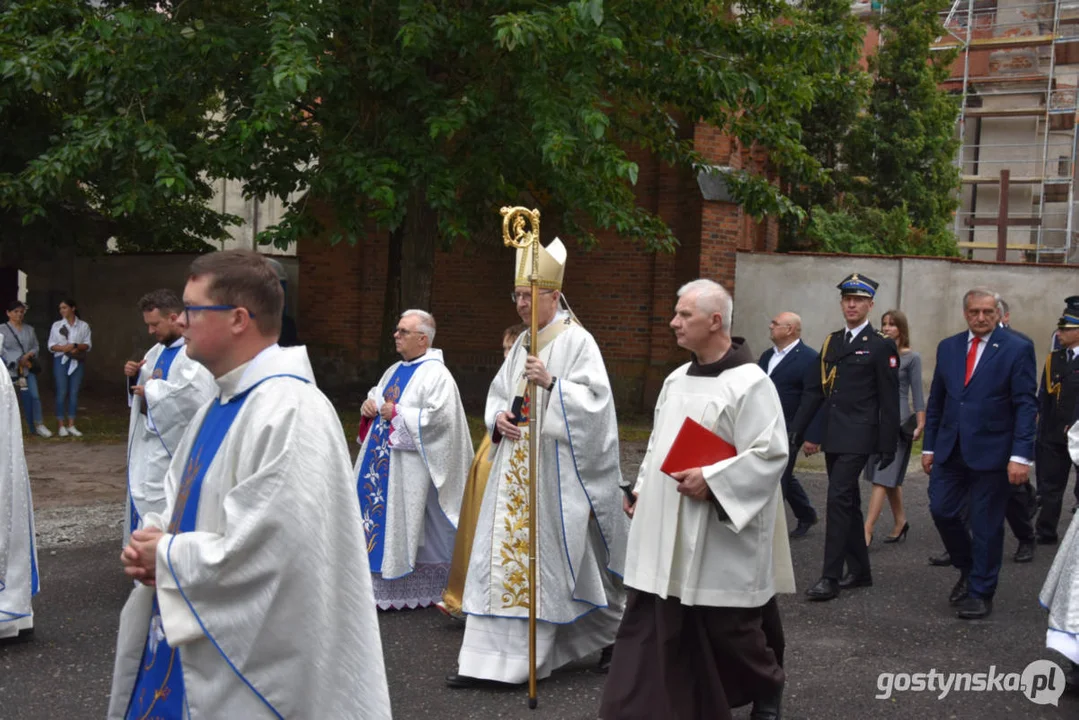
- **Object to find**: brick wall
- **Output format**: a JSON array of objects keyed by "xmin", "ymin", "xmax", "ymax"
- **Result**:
[{"xmin": 299, "ymin": 122, "xmax": 771, "ymax": 414}]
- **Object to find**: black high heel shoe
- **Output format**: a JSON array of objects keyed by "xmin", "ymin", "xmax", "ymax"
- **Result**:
[{"xmin": 883, "ymin": 522, "xmax": 910, "ymax": 544}]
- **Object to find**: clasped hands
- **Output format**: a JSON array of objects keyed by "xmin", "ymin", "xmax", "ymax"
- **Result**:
[
  {"xmin": 121, "ymin": 527, "xmax": 164, "ymax": 586},
  {"xmin": 495, "ymin": 356, "xmax": 553, "ymax": 442},
  {"xmin": 361, "ymin": 398, "xmax": 396, "ymax": 422}
]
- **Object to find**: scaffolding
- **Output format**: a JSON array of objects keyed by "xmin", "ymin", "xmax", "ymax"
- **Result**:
[{"xmin": 934, "ymin": 0, "xmax": 1079, "ymax": 263}]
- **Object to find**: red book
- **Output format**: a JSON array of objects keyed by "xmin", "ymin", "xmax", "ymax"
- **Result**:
[{"xmin": 660, "ymin": 417, "xmax": 737, "ymax": 477}]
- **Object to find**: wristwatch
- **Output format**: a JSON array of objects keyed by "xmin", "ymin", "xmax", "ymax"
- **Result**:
[{"xmin": 547, "ymin": 376, "xmax": 557, "ymax": 392}]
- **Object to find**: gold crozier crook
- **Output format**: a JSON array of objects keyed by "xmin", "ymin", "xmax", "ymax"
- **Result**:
[
  {"xmin": 820, "ymin": 333, "xmax": 838, "ymax": 396},
  {"xmin": 500, "ymin": 205, "xmax": 542, "ymax": 710}
]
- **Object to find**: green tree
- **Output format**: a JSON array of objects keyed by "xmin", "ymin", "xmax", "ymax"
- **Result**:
[
  {"xmin": 844, "ymin": 0, "xmax": 960, "ymax": 247},
  {"xmin": 2, "ymin": 0, "xmax": 839, "ymax": 334},
  {"xmin": 777, "ymin": 0, "xmax": 870, "ymax": 250}
]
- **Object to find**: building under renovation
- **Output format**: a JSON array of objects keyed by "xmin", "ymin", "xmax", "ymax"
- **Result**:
[{"xmin": 935, "ymin": 0, "xmax": 1079, "ymax": 264}]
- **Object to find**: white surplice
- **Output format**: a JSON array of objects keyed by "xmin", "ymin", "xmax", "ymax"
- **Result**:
[
  {"xmin": 124, "ymin": 339, "xmax": 216, "ymax": 542},
  {"xmin": 355, "ymin": 348, "xmax": 473, "ymax": 609},
  {"xmin": 626, "ymin": 363, "xmax": 794, "ymax": 608},
  {"xmin": 0, "ymin": 334, "xmax": 38, "ymax": 639},
  {"xmin": 458, "ymin": 316, "xmax": 628, "ymax": 683},
  {"xmin": 108, "ymin": 345, "xmax": 391, "ymax": 719},
  {"xmin": 1040, "ymin": 421, "xmax": 1079, "ymax": 663}
]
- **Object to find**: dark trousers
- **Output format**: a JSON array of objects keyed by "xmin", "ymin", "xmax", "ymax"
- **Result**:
[
  {"xmin": 928, "ymin": 446, "xmax": 1012, "ymax": 599},
  {"xmin": 822, "ymin": 453, "xmax": 871, "ymax": 581},
  {"xmin": 780, "ymin": 451, "xmax": 817, "ymax": 524},
  {"xmin": 1005, "ymin": 482, "xmax": 1037, "ymax": 543},
  {"xmin": 1036, "ymin": 439, "xmax": 1079, "ymax": 540}
]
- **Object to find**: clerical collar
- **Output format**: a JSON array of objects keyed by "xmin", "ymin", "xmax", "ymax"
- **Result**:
[
  {"xmin": 401, "ymin": 349, "xmax": 431, "ymax": 366},
  {"xmin": 215, "ymin": 359, "xmax": 252, "ymax": 400},
  {"xmin": 542, "ymin": 310, "xmax": 568, "ymax": 331},
  {"xmin": 163, "ymin": 336, "xmax": 185, "ymax": 349},
  {"xmin": 215, "ymin": 343, "xmax": 282, "ymax": 400},
  {"xmin": 688, "ymin": 337, "xmax": 754, "ymax": 377}
]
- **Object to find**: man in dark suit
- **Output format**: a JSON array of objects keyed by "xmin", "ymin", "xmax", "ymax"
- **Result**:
[
  {"xmin": 1034, "ymin": 297, "xmax": 1079, "ymax": 544},
  {"xmin": 922, "ymin": 287, "xmax": 1038, "ymax": 620},
  {"xmin": 790, "ymin": 273, "xmax": 900, "ymax": 601},
  {"xmin": 759, "ymin": 311, "xmax": 822, "ymax": 538}
]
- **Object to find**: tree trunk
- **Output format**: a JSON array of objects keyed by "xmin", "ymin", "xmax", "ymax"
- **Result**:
[{"xmin": 378, "ymin": 188, "xmax": 437, "ymax": 367}]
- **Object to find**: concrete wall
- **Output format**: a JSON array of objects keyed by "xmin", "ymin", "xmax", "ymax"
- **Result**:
[
  {"xmin": 733, "ymin": 251, "xmax": 1074, "ymax": 389},
  {"xmin": 29, "ymin": 253, "xmax": 299, "ymax": 394}
]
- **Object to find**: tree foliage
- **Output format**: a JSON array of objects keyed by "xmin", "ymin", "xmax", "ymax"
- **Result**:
[
  {"xmin": 781, "ymin": 0, "xmax": 960, "ymax": 255},
  {"xmin": 844, "ymin": 0, "xmax": 960, "ymax": 243},
  {"xmin": 1, "ymin": 0, "xmax": 846, "ymax": 272}
]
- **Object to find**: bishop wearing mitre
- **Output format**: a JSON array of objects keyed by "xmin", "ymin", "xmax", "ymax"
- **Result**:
[{"xmin": 446, "ymin": 237, "xmax": 629, "ymax": 688}]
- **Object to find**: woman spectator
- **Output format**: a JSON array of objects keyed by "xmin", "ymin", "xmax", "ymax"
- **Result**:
[
  {"xmin": 2, "ymin": 301, "xmax": 51, "ymax": 437},
  {"xmin": 47, "ymin": 298, "xmax": 92, "ymax": 437},
  {"xmin": 864, "ymin": 309, "xmax": 925, "ymax": 545}
]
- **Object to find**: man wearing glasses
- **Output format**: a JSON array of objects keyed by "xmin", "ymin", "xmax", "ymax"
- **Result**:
[
  {"xmin": 109, "ymin": 250, "xmax": 390, "ymax": 719},
  {"xmin": 353, "ymin": 308, "xmax": 473, "ymax": 610},
  {"xmin": 448, "ymin": 238, "xmax": 628, "ymax": 687}
]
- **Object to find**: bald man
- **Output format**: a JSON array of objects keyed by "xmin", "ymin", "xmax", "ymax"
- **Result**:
[{"xmin": 759, "ymin": 312, "xmax": 823, "ymax": 538}]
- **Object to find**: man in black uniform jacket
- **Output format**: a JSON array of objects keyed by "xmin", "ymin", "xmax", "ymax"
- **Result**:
[
  {"xmin": 1034, "ymin": 296, "xmax": 1079, "ymax": 544},
  {"xmin": 789, "ymin": 273, "xmax": 900, "ymax": 601}
]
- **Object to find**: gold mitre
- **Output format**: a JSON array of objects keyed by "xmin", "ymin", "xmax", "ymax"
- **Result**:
[{"xmin": 514, "ymin": 237, "xmax": 567, "ymax": 290}]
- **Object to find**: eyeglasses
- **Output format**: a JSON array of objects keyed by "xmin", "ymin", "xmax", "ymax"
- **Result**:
[
  {"xmin": 510, "ymin": 290, "xmax": 555, "ymax": 304},
  {"xmin": 393, "ymin": 327, "xmax": 417, "ymax": 337},
  {"xmin": 183, "ymin": 305, "xmax": 255, "ymax": 324},
  {"xmin": 769, "ymin": 321, "xmax": 791, "ymax": 328}
]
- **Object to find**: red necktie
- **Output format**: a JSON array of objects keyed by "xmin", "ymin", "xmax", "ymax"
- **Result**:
[{"xmin": 964, "ymin": 336, "xmax": 980, "ymax": 386}]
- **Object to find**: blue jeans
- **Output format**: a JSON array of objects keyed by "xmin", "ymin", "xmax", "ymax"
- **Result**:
[
  {"xmin": 19, "ymin": 372, "xmax": 44, "ymax": 428},
  {"xmin": 53, "ymin": 356, "xmax": 84, "ymax": 421}
]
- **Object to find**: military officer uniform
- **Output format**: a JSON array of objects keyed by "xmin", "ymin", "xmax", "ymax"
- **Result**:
[
  {"xmin": 1034, "ymin": 297, "xmax": 1079, "ymax": 544},
  {"xmin": 790, "ymin": 273, "xmax": 900, "ymax": 601}
]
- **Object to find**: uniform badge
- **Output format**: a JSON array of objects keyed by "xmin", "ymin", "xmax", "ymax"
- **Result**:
[{"xmin": 889, "ymin": 356, "xmax": 898, "ymax": 368}]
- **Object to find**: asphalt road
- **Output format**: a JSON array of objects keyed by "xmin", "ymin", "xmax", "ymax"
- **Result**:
[{"xmin": 2, "ymin": 470, "xmax": 1079, "ymax": 719}]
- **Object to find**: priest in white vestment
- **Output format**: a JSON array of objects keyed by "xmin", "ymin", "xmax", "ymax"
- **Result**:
[
  {"xmin": 354, "ymin": 308, "xmax": 472, "ymax": 609},
  {"xmin": 109, "ymin": 250, "xmax": 391, "ymax": 719},
  {"xmin": 123, "ymin": 289, "xmax": 216, "ymax": 543},
  {"xmin": 0, "ymin": 329, "xmax": 39, "ymax": 641},
  {"xmin": 448, "ymin": 238, "xmax": 628, "ymax": 688},
  {"xmin": 600, "ymin": 279, "xmax": 793, "ymax": 720},
  {"xmin": 1040, "ymin": 417, "xmax": 1079, "ymax": 694}
]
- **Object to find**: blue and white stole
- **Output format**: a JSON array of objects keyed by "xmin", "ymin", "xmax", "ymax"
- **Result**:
[
  {"xmin": 125, "ymin": 374, "xmax": 303, "ymax": 720},
  {"xmin": 357, "ymin": 360, "xmax": 427, "ymax": 573},
  {"xmin": 128, "ymin": 343, "xmax": 185, "ymax": 534}
]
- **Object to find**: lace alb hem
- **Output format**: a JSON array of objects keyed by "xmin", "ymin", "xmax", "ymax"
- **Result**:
[{"xmin": 373, "ymin": 563, "xmax": 450, "ymax": 611}]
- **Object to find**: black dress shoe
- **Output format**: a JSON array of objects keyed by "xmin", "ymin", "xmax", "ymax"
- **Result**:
[
  {"xmin": 446, "ymin": 673, "xmax": 481, "ymax": 689},
  {"xmin": 789, "ymin": 516, "xmax": 817, "ymax": 539},
  {"xmin": 806, "ymin": 577, "xmax": 839, "ymax": 601},
  {"xmin": 955, "ymin": 596, "xmax": 992, "ymax": 619},
  {"xmin": 948, "ymin": 571, "xmax": 970, "ymax": 605},
  {"xmin": 1014, "ymin": 541, "xmax": 1035, "ymax": 563},
  {"xmin": 929, "ymin": 551, "xmax": 951, "ymax": 567},
  {"xmin": 838, "ymin": 573, "xmax": 873, "ymax": 589},
  {"xmin": 590, "ymin": 644, "xmax": 614, "ymax": 674},
  {"xmin": 1036, "ymin": 535, "xmax": 1059, "ymax": 546},
  {"xmin": 750, "ymin": 685, "xmax": 783, "ymax": 720}
]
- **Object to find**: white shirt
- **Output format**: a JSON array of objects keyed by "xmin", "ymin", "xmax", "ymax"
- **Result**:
[
  {"xmin": 922, "ymin": 329, "xmax": 1031, "ymax": 466},
  {"xmin": 965, "ymin": 330, "xmax": 990, "ymax": 374},
  {"xmin": 47, "ymin": 317, "xmax": 92, "ymax": 357},
  {"xmin": 843, "ymin": 319, "xmax": 870, "ymax": 343},
  {"xmin": 767, "ymin": 338, "xmax": 801, "ymax": 376}
]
